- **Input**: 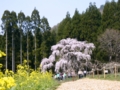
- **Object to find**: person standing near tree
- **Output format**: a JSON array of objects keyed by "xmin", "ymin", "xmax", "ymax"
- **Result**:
[
  {"xmin": 78, "ymin": 69, "xmax": 83, "ymax": 78},
  {"xmin": 63, "ymin": 72, "xmax": 67, "ymax": 80},
  {"xmin": 83, "ymin": 70, "xmax": 87, "ymax": 77}
]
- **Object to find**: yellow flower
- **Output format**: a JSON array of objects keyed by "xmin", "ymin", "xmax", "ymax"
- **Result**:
[
  {"xmin": 0, "ymin": 53, "xmax": 2, "ymax": 57},
  {"xmin": 0, "ymin": 50, "xmax": 6, "ymax": 57},
  {"xmin": 23, "ymin": 60, "xmax": 27, "ymax": 64},
  {"xmin": 0, "ymin": 86, "xmax": 5, "ymax": 90},
  {"xmin": 0, "ymin": 72, "xmax": 4, "ymax": 77},
  {"xmin": 0, "ymin": 64, "xmax": 3, "ymax": 68},
  {"xmin": 5, "ymin": 69, "xmax": 9, "ymax": 76},
  {"xmin": 9, "ymin": 71, "xmax": 14, "ymax": 75},
  {"xmin": 0, "ymin": 79, "xmax": 5, "ymax": 86},
  {"xmin": 0, "ymin": 77, "xmax": 16, "ymax": 89}
]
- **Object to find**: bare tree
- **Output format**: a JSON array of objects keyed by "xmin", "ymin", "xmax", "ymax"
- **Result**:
[{"xmin": 98, "ymin": 29, "xmax": 120, "ymax": 62}]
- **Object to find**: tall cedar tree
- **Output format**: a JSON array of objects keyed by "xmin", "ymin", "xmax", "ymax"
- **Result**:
[
  {"xmin": 31, "ymin": 8, "xmax": 40, "ymax": 70},
  {"xmin": 10, "ymin": 11, "xmax": 18, "ymax": 72},
  {"xmin": 57, "ymin": 12, "xmax": 71, "ymax": 41},
  {"xmin": 40, "ymin": 17, "xmax": 51, "ymax": 58},
  {"xmin": 25, "ymin": 16, "xmax": 31, "ymax": 66},
  {"xmin": 18, "ymin": 11, "xmax": 25, "ymax": 64},
  {"xmin": 113, "ymin": 0, "xmax": 120, "ymax": 30},
  {"xmin": 80, "ymin": 3, "xmax": 101, "ymax": 43},
  {"xmin": 1, "ymin": 10, "xmax": 11, "ymax": 69},
  {"xmin": 101, "ymin": 1, "xmax": 117, "ymax": 30},
  {"xmin": 71, "ymin": 9, "xmax": 81, "ymax": 40}
]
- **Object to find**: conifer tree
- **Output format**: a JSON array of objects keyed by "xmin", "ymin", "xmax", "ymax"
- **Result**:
[
  {"xmin": 10, "ymin": 11, "xmax": 18, "ymax": 72},
  {"xmin": 18, "ymin": 11, "xmax": 25, "ymax": 64},
  {"xmin": 80, "ymin": 3, "xmax": 101, "ymax": 42},
  {"xmin": 1, "ymin": 10, "xmax": 11, "ymax": 69},
  {"xmin": 101, "ymin": 0, "xmax": 117, "ymax": 30},
  {"xmin": 57, "ymin": 12, "xmax": 71, "ymax": 41},
  {"xmin": 31, "ymin": 8, "xmax": 40, "ymax": 70},
  {"xmin": 71, "ymin": 9, "xmax": 81, "ymax": 40}
]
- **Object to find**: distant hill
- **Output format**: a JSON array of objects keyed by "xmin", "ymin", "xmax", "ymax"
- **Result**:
[
  {"xmin": 99, "ymin": 5, "xmax": 104, "ymax": 14},
  {"xmin": 50, "ymin": 23, "xmax": 59, "ymax": 33}
]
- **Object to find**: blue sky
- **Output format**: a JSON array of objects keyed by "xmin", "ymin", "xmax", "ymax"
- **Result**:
[{"xmin": 0, "ymin": 0, "xmax": 118, "ymax": 29}]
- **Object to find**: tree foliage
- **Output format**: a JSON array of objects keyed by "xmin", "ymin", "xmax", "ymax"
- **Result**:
[
  {"xmin": 1, "ymin": 0, "xmax": 120, "ymax": 71},
  {"xmin": 71, "ymin": 9, "xmax": 81, "ymax": 40},
  {"xmin": 18, "ymin": 11, "xmax": 25, "ymax": 64},
  {"xmin": 57, "ymin": 12, "xmax": 71, "ymax": 41},
  {"xmin": 80, "ymin": 3, "xmax": 101, "ymax": 42}
]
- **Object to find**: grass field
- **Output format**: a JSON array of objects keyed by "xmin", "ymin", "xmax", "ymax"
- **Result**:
[{"xmin": 87, "ymin": 73, "xmax": 120, "ymax": 81}]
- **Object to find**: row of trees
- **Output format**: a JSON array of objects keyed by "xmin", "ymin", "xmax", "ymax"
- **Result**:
[
  {"xmin": 52, "ymin": 0, "xmax": 120, "ymax": 62},
  {"xmin": 1, "ymin": 0, "xmax": 120, "ymax": 71},
  {"xmin": 0, "ymin": 8, "xmax": 56, "ymax": 71}
]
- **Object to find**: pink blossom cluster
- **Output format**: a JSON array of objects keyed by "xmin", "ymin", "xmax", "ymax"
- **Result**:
[{"xmin": 40, "ymin": 38, "xmax": 95, "ymax": 72}]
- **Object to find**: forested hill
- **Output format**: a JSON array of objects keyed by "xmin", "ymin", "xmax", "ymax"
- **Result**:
[{"xmin": 0, "ymin": 0, "xmax": 120, "ymax": 71}]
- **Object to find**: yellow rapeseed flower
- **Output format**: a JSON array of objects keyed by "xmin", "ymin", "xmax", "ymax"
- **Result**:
[
  {"xmin": 0, "ymin": 77, "xmax": 16, "ymax": 89},
  {"xmin": 6, "ymin": 77, "xmax": 16, "ymax": 89},
  {"xmin": 23, "ymin": 60, "xmax": 27, "ymax": 64},
  {"xmin": 0, "ymin": 53, "xmax": 2, "ymax": 57},
  {"xmin": 0, "ymin": 72, "xmax": 4, "ymax": 77},
  {"xmin": 0, "ymin": 79, "xmax": 5, "ymax": 86},
  {"xmin": 0, "ymin": 86, "xmax": 5, "ymax": 90},
  {"xmin": 0, "ymin": 50, "xmax": 6, "ymax": 57},
  {"xmin": 0, "ymin": 64, "xmax": 3, "ymax": 68}
]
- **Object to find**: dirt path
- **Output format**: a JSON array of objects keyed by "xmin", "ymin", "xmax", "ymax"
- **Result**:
[{"xmin": 56, "ymin": 78, "xmax": 120, "ymax": 90}]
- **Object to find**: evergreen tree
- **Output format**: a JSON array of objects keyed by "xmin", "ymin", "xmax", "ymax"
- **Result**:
[
  {"xmin": 41, "ymin": 17, "xmax": 51, "ymax": 32},
  {"xmin": 35, "ymin": 28, "xmax": 42, "ymax": 68},
  {"xmin": 71, "ymin": 9, "xmax": 81, "ymax": 40},
  {"xmin": 31, "ymin": 8, "xmax": 41, "ymax": 70},
  {"xmin": 25, "ymin": 16, "xmax": 32, "ymax": 66},
  {"xmin": 57, "ymin": 12, "xmax": 71, "ymax": 41},
  {"xmin": 80, "ymin": 3, "xmax": 101, "ymax": 42},
  {"xmin": 101, "ymin": 0, "xmax": 117, "ymax": 30},
  {"xmin": 113, "ymin": 0, "xmax": 120, "ymax": 30},
  {"xmin": 18, "ymin": 11, "xmax": 25, "ymax": 64},
  {"xmin": 27, "ymin": 30, "xmax": 34, "ymax": 68},
  {"xmin": 10, "ymin": 11, "xmax": 18, "ymax": 72},
  {"xmin": 62, "ymin": 12, "xmax": 72, "ymax": 39},
  {"xmin": 1, "ymin": 10, "xmax": 11, "ymax": 69},
  {"xmin": 40, "ymin": 17, "xmax": 52, "ymax": 58},
  {"xmin": 63, "ymin": 20, "xmax": 71, "ymax": 39}
]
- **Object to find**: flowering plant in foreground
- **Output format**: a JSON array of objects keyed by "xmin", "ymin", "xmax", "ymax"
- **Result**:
[
  {"xmin": 0, "ymin": 50, "xmax": 57, "ymax": 90},
  {"xmin": 0, "ymin": 64, "xmax": 55, "ymax": 90},
  {"xmin": 0, "ymin": 51, "xmax": 16, "ymax": 90},
  {"xmin": 0, "ymin": 50, "xmax": 6, "ymax": 57},
  {"xmin": 0, "ymin": 51, "xmax": 56, "ymax": 90},
  {"xmin": 0, "ymin": 62, "xmax": 56, "ymax": 90},
  {"xmin": 0, "ymin": 77, "xmax": 16, "ymax": 90}
]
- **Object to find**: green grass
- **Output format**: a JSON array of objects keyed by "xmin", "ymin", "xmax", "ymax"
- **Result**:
[{"xmin": 87, "ymin": 73, "xmax": 120, "ymax": 81}]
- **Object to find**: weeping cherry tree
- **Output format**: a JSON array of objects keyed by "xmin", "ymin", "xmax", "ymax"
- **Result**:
[{"xmin": 40, "ymin": 38, "xmax": 95, "ymax": 73}]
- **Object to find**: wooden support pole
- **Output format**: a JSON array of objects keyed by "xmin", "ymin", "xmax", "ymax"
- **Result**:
[
  {"xmin": 103, "ymin": 67, "xmax": 105, "ymax": 79},
  {"xmin": 115, "ymin": 64, "xmax": 116, "ymax": 78},
  {"xmin": 97, "ymin": 69, "xmax": 99, "ymax": 78},
  {"xmin": 92, "ymin": 69, "xmax": 94, "ymax": 78}
]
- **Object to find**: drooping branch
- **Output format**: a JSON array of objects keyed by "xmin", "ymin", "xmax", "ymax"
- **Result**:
[{"xmin": 40, "ymin": 38, "xmax": 95, "ymax": 72}]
